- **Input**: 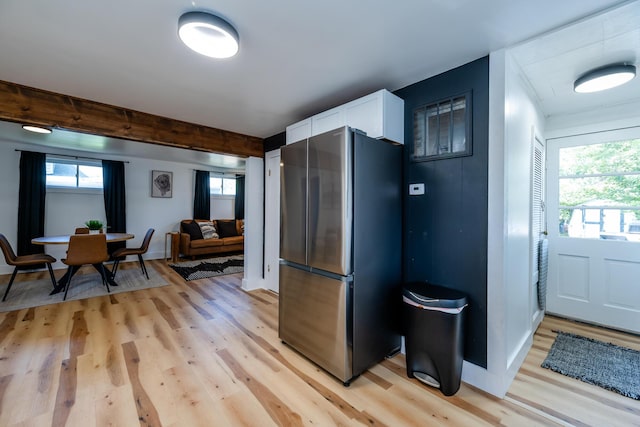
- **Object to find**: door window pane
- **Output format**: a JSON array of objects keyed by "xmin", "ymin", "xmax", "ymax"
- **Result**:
[{"xmin": 559, "ymin": 139, "xmax": 640, "ymax": 240}]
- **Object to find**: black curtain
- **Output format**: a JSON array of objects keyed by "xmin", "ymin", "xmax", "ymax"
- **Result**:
[
  {"xmin": 17, "ymin": 151, "xmax": 46, "ymax": 255},
  {"xmin": 235, "ymin": 175, "xmax": 245, "ymax": 219},
  {"xmin": 102, "ymin": 160, "xmax": 127, "ymax": 253},
  {"xmin": 193, "ymin": 170, "xmax": 210, "ymax": 219}
]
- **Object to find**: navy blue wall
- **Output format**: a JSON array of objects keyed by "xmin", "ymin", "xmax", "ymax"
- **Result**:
[
  {"xmin": 395, "ymin": 56, "xmax": 489, "ymax": 368},
  {"xmin": 264, "ymin": 131, "xmax": 285, "ymax": 152}
]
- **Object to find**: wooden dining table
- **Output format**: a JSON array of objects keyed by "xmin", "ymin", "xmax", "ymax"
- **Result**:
[
  {"xmin": 32, "ymin": 232, "xmax": 135, "ymax": 245},
  {"xmin": 32, "ymin": 233, "xmax": 135, "ymax": 294}
]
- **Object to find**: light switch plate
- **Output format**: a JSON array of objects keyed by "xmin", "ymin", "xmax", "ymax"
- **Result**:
[{"xmin": 409, "ymin": 183, "xmax": 425, "ymax": 195}]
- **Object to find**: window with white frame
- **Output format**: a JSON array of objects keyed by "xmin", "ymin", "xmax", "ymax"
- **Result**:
[
  {"xmin": 209, "ymin": 175, "xmax": 236, "ymax": 196},
  {"xmin": 45, "ymin": 156, "xmax": 103, "ymax": 189},
  {"xmin": 558, "ymin": 138, "xmax": 640, "ymax": 240}
]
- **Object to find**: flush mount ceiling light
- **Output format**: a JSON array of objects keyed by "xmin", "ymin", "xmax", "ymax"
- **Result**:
[
  {"xmin": 22, "ymin": 125, "xmax": 52, "ymax": 134},
  {"xmin": 574, "ymin": 64, "xmax": 636, "ymax": 93},
  {"xmin": 178, "ymin": 11, "xmax": 239, "ymax": 59}
]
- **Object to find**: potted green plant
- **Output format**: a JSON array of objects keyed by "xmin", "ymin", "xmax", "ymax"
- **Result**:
[{"xmin": 85, "ymin": 219, "xmax": 104, "ymax": 234}]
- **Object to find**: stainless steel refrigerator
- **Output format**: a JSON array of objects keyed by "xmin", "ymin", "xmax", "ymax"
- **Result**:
[{"xmin": 279, "ymin": 125, "xmax": 402, "ymax": 385}]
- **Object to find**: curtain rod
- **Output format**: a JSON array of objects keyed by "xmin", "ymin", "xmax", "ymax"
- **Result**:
[
  {"xmin": 14, "ymin": 149, "xmax": 130, "ymax": 163},
  {"xmin": 198, "ymin": 169, "xmax": 244, "ymax": 176}
]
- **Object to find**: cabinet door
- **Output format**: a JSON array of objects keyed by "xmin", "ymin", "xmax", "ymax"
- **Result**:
[
  {"xmin": 311, "ymin": 107, "xmax": 345, "ymax": 135},
  {"xmin": 344, "ymin": 89, "xmax": 404, "ymax": 144},
  {"xmin": 286, "ymin": 118, "xmax": 312, "ymax": 144},
  {"xmin": 345, "ymin": 92, "xmax": 382, "ymax": 138}
]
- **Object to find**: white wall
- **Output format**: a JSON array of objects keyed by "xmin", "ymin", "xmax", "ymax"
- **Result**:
[
  {"xmin": 242, "ymin": 156, "xmax": 264, "ymax": 291},
  {"xmin": 466, "ymin": 49, "xmax": 546, "ymax": 397},
  {"xmin": 0, "ymin": 139, "xmax": 243, "ymax": 273},
  {"xmin": 546, "ymin": 99, "xmax": 640, "ymax": 138},
  {"xmin": 503, "ymin": 51, "xmax": 546, "ymax": 368}
]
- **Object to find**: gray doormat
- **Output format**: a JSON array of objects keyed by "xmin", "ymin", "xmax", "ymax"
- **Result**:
[{"xmin": 541, "ymin": 331, "xmax": 640, "ymax": 400}]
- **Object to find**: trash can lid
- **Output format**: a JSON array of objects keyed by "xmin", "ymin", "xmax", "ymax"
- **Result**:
[{"xmin": 403, "ymin": 282, "xmax": 468, "ymax": 309}]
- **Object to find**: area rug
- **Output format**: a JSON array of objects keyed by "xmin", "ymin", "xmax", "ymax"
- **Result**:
[
  {"xmin": 169, "ymin": 254, "xmax": 243, "ymax": 281},
  {"xmin": 541, "ymin": 331, "xmax": 640, "ymax": 400},
  {"xmin": 0, "ymin": 265, "xmax": 168, "ymax": 313}
]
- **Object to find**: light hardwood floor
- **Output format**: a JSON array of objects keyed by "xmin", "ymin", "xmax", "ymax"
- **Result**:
[{"xmin": 0, "ymin": 260, "xmax": 638, "ymax": 426}]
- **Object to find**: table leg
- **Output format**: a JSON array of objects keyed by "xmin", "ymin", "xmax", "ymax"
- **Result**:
[
  {"xmin": 49, "ymin": 264, "xmax": 117, "ymax": 295},
  {"xmin": 50, "ymin": 269, "xmax": 71, "ymax": 295},
  {"xmin": 95, "ymin": 263, "xmax": 118, "ymax": 287}
]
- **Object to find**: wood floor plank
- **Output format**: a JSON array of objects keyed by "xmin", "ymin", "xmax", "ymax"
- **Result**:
[
  {"xmin": 217, "ymin": 348, "xmax": 305, "ymax": 426},
  {"xmin": 212, "ymin": 392, "xmax": 278, "ymax": 427},
  {"xmin": 1, "ymin": 261, "xmax": 639, "ymax": 426},
  {"xmin": 160, "ymin": 364, "xmax": 221, "ymax": 427},
  {"xmin": 94, "ymin": 383, "xmax": 142, "ymax": 427},
  {"xmin": 121, "ymin": 340, "xmax": 162, "ymax": 426}
]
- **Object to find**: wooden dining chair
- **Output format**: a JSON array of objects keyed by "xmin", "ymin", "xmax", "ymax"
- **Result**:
[
  {"xmin": 0, "ymin": 233, "xmax": 57, "ymax": 301},
  {"xmin": 74, "ymin": 227, "xmax": 90, "ymax": 234},
  {"xmin": 111, "ymin": 228, "xmax": 155, "ymax": 280},
  {"xmin": 61, "ymin": 234, "xmax": 110, "ymax": 300}
]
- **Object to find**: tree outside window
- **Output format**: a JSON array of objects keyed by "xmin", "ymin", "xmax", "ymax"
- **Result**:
[{"xmin": 559, "ymin": 139, "xmax": 640, "ymax": 240}]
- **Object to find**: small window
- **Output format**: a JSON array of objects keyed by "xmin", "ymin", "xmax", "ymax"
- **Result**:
[
  {"xmin": 412, "ymin": 92, "xmax": 472, "ymax": 161},
  {"xmin": 46, "ymin": 156, "xmax": 103, "ymax": 189},
  {"xmin": 210, "ymin": 176, "xmax": 236, "ymax": 196}
]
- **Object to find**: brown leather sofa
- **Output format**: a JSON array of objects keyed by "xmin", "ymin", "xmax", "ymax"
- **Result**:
[{"xmin": 179, "ymin": 219, "xmax": 244, "ymax": 259}]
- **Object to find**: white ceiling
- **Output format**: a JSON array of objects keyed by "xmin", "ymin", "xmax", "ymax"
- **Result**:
[
  {"xmin": 510, "ymin": 0, "xmax": 640, "ymax": 119},
  {"xmin": 0, "ymin": 0, "xmax": 637, "ymax": 167}
]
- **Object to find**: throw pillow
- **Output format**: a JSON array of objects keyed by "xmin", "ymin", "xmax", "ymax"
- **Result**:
[
  {"xmin": 217, "ymin": 220, "xmax": 238, "ymax": 238},
  {"xmin": 198, "ymin": 221, "xmax": 219, "ymax": 239},
  {"xmin": 183, "ymin": 220, "xmax": 203, "ymax": 241}
]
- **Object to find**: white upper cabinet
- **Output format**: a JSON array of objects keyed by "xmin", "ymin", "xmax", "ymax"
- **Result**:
[
  {"xmin": 285, "ymin": 118, "xmax": 312, "ymax": 144},
  {"xmin": 343, "ymin": 90, "xmax": 404, "ymax": 143},
  {"xmin": 286, "ymin": 89, "xmax": 404, "ymax": 144},
  {"xmin": 312, "ymin": 107, "xmax": 345, "ymax": 136}
]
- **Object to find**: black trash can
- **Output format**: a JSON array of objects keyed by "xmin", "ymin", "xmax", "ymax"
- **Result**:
[{"xmin": 403, "ymin": 282, "xmax": 468, "ymax": 396}]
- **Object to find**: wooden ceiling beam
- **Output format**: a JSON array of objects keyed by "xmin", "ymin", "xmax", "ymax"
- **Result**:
[{"xmin": 0, "ymin": 80, "xmax": 263, "ymax": 158}]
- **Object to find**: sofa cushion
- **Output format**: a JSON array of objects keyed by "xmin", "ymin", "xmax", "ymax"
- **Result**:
[
  {"xmin": 191, "ymin": 238, "xmax": 224, "ymax": 248},
  {"xmin": 222, "ymin": 235, "xmax": 244, "ymax": 245},
  {"xmin": 198, "ymin": 221, "xmax": 219, "ymax": 239},
  {"xmin": 183, "ymin": 220, "xmax": 203, "ymax": 241},
  {"xmin": 217, "ymin": 220, "xmax": 238, "ymax": 238}
]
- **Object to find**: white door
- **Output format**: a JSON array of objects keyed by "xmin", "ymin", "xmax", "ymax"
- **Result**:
[
  {"xmin": 546, "ymin": 128, "xmax": 640, "ymax": 333},
  {"xmin": 264, "ymin": 149, "xmax": 281, "ymax": 293}
]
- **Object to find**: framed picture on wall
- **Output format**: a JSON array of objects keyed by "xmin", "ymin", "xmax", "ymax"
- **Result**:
[{"xmin": 151, "ymin": 170, "xmax": 173, "ymax": 198}]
